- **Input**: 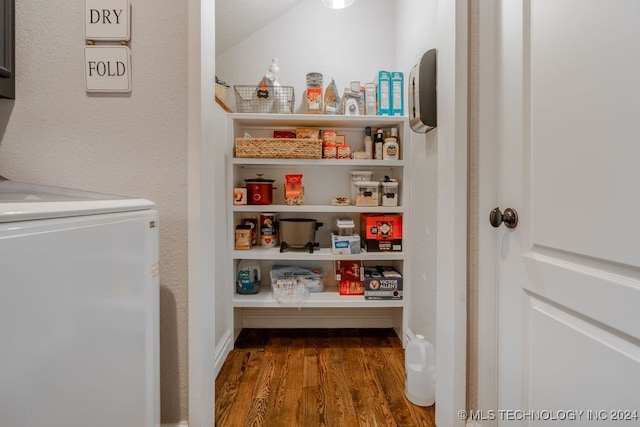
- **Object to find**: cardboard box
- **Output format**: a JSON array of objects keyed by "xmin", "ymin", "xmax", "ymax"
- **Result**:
[
  {"xmin": 376, "ymin": 71, "xmax": 391, "ymax": 116},
  {"xmin": 330, "ymin": 233, "xmax": 361, "ymax": 255},
  {"xmin": 364, "ymin": 267, "xmax": 403, "ymax": 300},
  {"xmin": 337, "ymin": 145, "xmax": 351, "ymax": 159},
  {"xmin": 360, "ymin": 213, "xmax": 403, "ymax": 252},
  {"xmin": 390, "ymin": 71, "xmax": 404, "ymax": 116},
  {"xmin": 335, "ymin": 260, "xmax": 364, "ymax": 295},
  {"xmin": 365, "ymin": 82, "xmax": 377, "ymax": 116}
]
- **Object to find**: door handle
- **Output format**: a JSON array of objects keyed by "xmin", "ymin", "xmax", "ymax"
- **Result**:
[{"xmin": 490, "ymin": 207, "xmax": 518, "ymax": 229}]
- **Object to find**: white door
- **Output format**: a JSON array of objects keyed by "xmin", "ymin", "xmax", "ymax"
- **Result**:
[{"xmin": 495, "ymin": 0, "xmax": 640, "ymax": 424}]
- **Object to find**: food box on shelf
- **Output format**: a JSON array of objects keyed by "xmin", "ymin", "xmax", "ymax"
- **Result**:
[
  {"xmin": 335, "ymin": 260, "xmax": 364, "ymax": 295},
  {"xmin": 360, "ymin": 213, "xmax": 403, "ymax": 252},
  {"xmin": 364, "ymin": 266, "xmax": 403, "ymax": 300},
  {"xmin": 330, "ymin": 233, "xmax": 361, "ymax": 255}
]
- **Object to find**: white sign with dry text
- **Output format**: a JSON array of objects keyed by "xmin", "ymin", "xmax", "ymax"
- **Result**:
[
  {"xmin": 84, "ymin": 0, "xmax": 130, "ymax": 41},
  {"xmin": 84, "ymin": 46, "xmax": 131, "ymax": 93}
]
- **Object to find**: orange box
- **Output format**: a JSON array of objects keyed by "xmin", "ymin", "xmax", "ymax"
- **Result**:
[
  {"xmin": 337, "ymin": 145, "xmax": 351, "ymax": 159},
  {"xmin": 360, "ymin": 213, "xmax": 403, "ymax": 252},
  {"xmin": 322, "ymin": 129, "xmax": 337, "ymax": 145},
  {"xmin": 323, "ymin": 144, "xmax": 337, "ymax": 159}
]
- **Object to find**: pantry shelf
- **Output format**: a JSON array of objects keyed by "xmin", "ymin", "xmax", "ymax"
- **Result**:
[
  {"xmin": 232, "ymin": 204, "xmax": 404, "ymax": 214},
  {"xmin": 233, "ymin": 288, "xmax": 404, "ymax": 308},
  {"xmin": 227, "ymin": 113, "xmax": 410, "ymax": 342},
  {"xmin": 231, "ymin": 158, "xmax": 404, "ymax": 167},
  {"xmin": 232, "ymin": 247, "xmax": 404, "ymax": 261}
]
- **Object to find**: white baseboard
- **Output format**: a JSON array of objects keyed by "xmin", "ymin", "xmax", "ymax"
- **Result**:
[
  {"xmin": 238, "ymin": 307, "xmax": 400, "ymax": 329},
  {"xmin": 214, "ymin": 328, "xmax": 234, "ymax": 378},
  {"xmin": 161, "ymin": 423, "xmax": 189, "ymax": 427}
]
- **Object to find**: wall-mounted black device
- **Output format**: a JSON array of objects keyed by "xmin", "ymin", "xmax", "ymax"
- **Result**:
[{"xmin": 409, "ymin": 49, "xmax": 436, "ymax": 133}]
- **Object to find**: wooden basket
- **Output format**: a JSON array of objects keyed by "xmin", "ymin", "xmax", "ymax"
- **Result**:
[{"xmin": 235, "ymin": 138, "xmax": 322, "ymax": 159}]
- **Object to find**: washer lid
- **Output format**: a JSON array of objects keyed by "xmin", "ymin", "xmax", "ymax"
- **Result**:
[{"xmin": 0, "ymin": 180, "xmax": 155, "ymax": 222}]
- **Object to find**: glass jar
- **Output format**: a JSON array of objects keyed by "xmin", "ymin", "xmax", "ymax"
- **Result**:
[{"xmin": 306, "ymin": 72, "xmax": 323, "ymax": 114}]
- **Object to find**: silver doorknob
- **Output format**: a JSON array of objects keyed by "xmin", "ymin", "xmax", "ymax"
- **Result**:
[{"xmin": 490, "ymin": 207, "xmax": 518, "ymax": 229}]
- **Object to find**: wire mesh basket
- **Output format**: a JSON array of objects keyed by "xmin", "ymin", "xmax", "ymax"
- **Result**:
[{"xmin": 234, "ymin": 85, "xmax": 295, "ymax": 114}]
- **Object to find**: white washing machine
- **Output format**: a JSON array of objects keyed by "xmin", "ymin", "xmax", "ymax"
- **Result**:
[{"xmin": 0, "ymin": 178, "xmax": 160, "ymax": 427}]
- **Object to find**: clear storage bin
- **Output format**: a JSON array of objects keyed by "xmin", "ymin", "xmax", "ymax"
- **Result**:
[
  {"xmin": 350, "ymin": 171, "xmax": 373, "ymax": 204},
  {"xmin": 381, "ymin": 180, "xmax": 399, "ymax": 207},
  {"xmin": 354, "ymin": 181, "xmax": 380, "ymax": 207}
]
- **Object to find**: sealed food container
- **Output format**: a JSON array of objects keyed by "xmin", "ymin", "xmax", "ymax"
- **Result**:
[
  {"xmin": 306, "ymin": 72, "xmax": 323, "ymax": 114},
  {"xmin": 381, "ymin": 179, "xmax": 399, "ymax": 207},
  {"xmin": 260, "ymin": 212, "xmax": 278, "ymax": 247},
  {"xmin": 354, "ymin": 181, "xmax": 380, "ymax": 206},
  {"xmin": 350, "ymin": 170, "xmax": 373, "ymax": 204},
  {"xmin": 335, "ymin": 217, "xmax": 355, "ymax": 236}
]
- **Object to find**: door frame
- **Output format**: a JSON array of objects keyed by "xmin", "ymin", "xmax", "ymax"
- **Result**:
[
  {"xmin": 187, "ymin": 1, "xmax": 470, "ymax": 426},
  {"xmin": 435, "ymin": 0, "xmax": 470, "ymax": 426},
  {"xmin": 474, "ymin": 0, "xmax": 506, "ymax": 421},
  {"xmin": 188, "ymin": 0, "xmax": 217, "ymax": 426}
]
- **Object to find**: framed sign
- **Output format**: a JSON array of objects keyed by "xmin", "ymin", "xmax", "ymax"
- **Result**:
[
  {"xmin": 84, "ymin": 45, "xmax": 131, "ymax": 93},
  {"xmin": 84, "ymin": 0, "xmax": 130, "ymax": 41}
]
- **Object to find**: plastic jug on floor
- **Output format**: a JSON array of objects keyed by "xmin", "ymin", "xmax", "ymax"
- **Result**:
[{"xmin": 405, "ymin": 334, "xmax": 435, "ymax": 406}]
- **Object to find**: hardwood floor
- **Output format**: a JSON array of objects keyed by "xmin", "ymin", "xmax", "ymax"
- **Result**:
[{"xmin": 215, "ymin": 328, "xmax": 436, "ymax": 427}]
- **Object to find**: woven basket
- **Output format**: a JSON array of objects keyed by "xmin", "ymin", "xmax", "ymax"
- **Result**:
[{"xmin": 235, "ymin": 138, "xmax": 322, "ymax": 159}]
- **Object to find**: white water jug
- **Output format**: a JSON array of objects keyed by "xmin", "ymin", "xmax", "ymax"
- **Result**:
[{"xmin": 405, "ymin": 334, "xmax": 435, "ymax": 406}]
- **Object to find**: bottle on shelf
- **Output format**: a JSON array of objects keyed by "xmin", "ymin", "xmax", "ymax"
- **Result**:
[
  {"xmin": 383, "ymin": 127, "xmax": 399, "ymax": 160},
  {"xmin": 364, "ymin": 127, "xmax": 373, "ymax": 159},
  {"xmin": 374, "ymin": 128, "xmax": 384, "ymax": 160}
]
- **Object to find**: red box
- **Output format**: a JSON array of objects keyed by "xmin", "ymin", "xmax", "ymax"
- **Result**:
[
  {"xmin": 335, "ymin": 260, "xmax": 364, "ymax": 295},
  {"xmin": 360, "ymin": 213, "xmax": 403, "ymax": 252}
]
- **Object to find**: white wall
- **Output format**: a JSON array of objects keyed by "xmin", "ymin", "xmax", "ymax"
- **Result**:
[
  {"xmin": 396, "ymin": 0, "xmax": 438, "ymax": 346},
  {"xmin": 0, "ymin": 2, "xmax": 189, "ymax": 423},
  {"xmin": 216, "ymin": 0, "xmax": 396, "ymax": 114},
  {"xmin": 216, "ymin": 0, "xmax": 438, "ymax": 347}
]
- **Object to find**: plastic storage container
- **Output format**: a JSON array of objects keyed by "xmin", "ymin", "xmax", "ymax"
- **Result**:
[
  {"xmin": 381, "ymin": 180, "xmax": 399, "ymax": 207},
  {"xmin": 306, "ymin": 72, "xmax": 323, "ymax": 114},
  {"xmin": 405, "ymin": 334, "xmax": 435, "ymax": 407},
  {"xmin": 236, "ymin": 260, "xmax": 261, "ymax": 295},
  {"xmin": 354, "ymin": 181, "xmax": 380, "ymax": 207},
  {"xmin": 350, "ymin": 170, "xmax": 373, "ymax": 204},
  {"xmin": 335, "ymin": 217, "xmax": 355, "ymax": 236}
]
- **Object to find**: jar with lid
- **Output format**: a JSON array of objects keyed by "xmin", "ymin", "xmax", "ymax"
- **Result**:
[{"xmin": 306, "ymin": 72, "xmax": 323, "ymax": 114}]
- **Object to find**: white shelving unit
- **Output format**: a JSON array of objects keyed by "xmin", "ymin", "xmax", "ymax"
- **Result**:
[{"xmin": 226, "ymin": 113, "xmax": 410, "ymax": 341}]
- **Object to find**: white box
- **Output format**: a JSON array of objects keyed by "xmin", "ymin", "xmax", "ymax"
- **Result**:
[{"xmin": 330, "ymin": 233, "xmax": 361, "ymax": 254}]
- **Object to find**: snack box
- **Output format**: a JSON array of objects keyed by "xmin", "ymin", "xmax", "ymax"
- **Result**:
[
  {"xmin": 330, "ymin": 233, "xmax": 361, "ymax": 255},
  {"xmin": 376, "ymin": 71, "xmax": 392, "ymax": 116},
  {"xmin": 335, "ymin": 260, "xmax": 364, "ymax": 295},
  {"xmin": 364, "ymin": 266, "xmax": 403, "ymax": 300},
  {"xmin": 360, "ymin": 213, "xmax": 403, "ymax": 252},
  {"xmin": 390, "ymin": 71, "xmax": 404, "ymax": 116}
]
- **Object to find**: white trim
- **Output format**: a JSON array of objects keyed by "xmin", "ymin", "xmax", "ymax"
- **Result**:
[
  {"xmin": 475, "ymin": 0, "xmax": 499, "ymax": 424},
  {"xmin": 161, "ymin": 424, "xmax": 189, "ymax": 427},
  {"xmin": 188, "ymin": 1, "xmax": 216, "ymax": 427},
  {"xmin": 436, "ymin": 0, "xmax": 468, "ymax": 426},
  {"xmin": 214, "ymin": 329, "xmax": 234, "ymax": 378}
]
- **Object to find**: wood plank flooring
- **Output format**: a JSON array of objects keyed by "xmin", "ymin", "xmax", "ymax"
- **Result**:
[{"xmin": 215, "ymin": 328, "xmax": 436, "ymax": 427}]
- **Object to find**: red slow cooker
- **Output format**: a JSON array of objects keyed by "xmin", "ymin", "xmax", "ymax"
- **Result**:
[{"xmin": 244, "ymin": 174, "xmax": 275, "ymax": 205}]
